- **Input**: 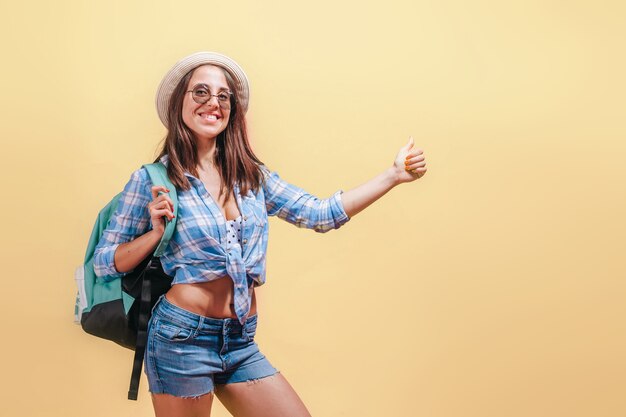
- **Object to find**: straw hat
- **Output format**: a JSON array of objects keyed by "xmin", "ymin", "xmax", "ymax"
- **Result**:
[{"xmin": 155, "ymin": 51, "xmax": 250, "ymax": 128}]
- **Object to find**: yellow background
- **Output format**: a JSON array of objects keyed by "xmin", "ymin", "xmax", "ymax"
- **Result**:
[{"xmin": 1, "ymin": 0, "xmax": 624, "ymax": 416}]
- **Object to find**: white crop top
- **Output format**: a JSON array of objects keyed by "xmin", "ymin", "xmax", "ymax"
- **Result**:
[{"xmin": 225, "ymin": 215, "xmax": 243, "ymax": 252}]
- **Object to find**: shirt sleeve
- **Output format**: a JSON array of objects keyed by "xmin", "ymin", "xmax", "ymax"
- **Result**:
[
  {"xmin": 260, "ymin": 165, "xmax": 350, "ymax": 233},
  {"xmin": 93, "ymin": 167, "xmax": 153, "ymax": 278}
]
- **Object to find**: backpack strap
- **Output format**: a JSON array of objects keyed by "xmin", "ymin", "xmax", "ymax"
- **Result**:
[
  {"xmin": 128, "ymin": 161, "xmax": 178, "ymax": 401},
  {"xmin": 128, "ymin": 263, "xmax": 152, "ymax": 400},
  {"xmin": 128, "ymin": 258, "xmax": 161, "ymax": 400},
  {"xmin": 143, "ymin": 162, "xmax": 178, "ymax": 257}
]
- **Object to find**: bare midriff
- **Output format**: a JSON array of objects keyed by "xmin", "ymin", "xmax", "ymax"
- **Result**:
[
  {"xmin": 166, "ymin": 172, "xmax": 254, "ymax": 319},
  {"xmin": 165, "ymin": 276, "xmax": 257, "ymax": 319}
]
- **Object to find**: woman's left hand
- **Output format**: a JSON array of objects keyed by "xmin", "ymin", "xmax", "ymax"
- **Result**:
[{"xmin": 393, "ymin": 136, "xmax": 427, "ymax": 184}]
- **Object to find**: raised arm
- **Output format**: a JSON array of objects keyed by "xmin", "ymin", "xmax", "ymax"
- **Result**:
[
  {"xmin": 261, "ymin": 166, "xmax": 350, "ymax": 233},
  {"xmin": 340, "ymin": 137, "xmax": 427, "ymax": 218}
]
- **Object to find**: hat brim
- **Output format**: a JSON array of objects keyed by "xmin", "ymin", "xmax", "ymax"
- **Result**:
[{"xmin": 155, "ymin": 51, "xmax": 250, "ymax": 128}]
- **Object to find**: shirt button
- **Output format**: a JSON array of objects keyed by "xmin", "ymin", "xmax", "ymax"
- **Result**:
[{"xmin": 243, "ymin": 239, "xmax": 248, "ymax": 244}]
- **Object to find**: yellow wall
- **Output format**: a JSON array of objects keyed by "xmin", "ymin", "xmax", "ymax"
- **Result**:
[{"xmin": 1, "ymin": 1, "xmax": 624, "ymax": 416}]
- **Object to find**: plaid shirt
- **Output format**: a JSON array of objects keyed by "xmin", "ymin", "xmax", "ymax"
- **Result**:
[{"xmin": 94, "ymin": 155, "xmax": 350, "ymax": 324}]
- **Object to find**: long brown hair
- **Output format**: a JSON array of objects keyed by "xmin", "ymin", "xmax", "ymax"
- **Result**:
[{"xmin": 155, "ymin": 64, "xmax": 265, "ymax": 199}]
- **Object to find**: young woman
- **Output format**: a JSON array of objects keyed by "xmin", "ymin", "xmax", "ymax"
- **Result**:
[{"xmin": 94, "ymin": 51, "xmax": 427, "ymax": 417}]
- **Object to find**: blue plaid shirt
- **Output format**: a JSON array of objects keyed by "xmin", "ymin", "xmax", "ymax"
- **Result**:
[{"xmin": 94, "ymin": 155, "xmax": 350, "ymax": 324}]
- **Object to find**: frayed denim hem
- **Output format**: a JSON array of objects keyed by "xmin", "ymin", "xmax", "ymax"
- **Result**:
[{"xmin": 150, "ymin": 390, "xmax": 215, "ymax": 400}]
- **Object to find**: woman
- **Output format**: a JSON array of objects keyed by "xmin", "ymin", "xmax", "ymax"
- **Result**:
[{"xmin": 94, "ymin": 51, "xmax": 427, "ymax": 417}]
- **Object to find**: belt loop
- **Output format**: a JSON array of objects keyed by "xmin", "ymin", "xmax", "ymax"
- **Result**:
[
  {"xmin": 194, "ymin": 316, "xmax": 203, "ymax": 338},
  {"xmin": 241, "ymin": 324, "xmax": 248, "ymax": 341}
]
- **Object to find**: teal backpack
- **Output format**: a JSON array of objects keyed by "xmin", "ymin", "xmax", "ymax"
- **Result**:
[{"xmin": 74, "ymin": 162, "xmax": 178, "ymax": 400}]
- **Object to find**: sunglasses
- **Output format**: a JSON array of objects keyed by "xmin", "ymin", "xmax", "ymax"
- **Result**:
[{"xmin": 186, "ymin": 83, "xmax": 234, "ymax": 110}]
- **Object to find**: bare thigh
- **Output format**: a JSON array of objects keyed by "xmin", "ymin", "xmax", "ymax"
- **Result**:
[
  {"xmin": 151, "ymin": 392, "xmax": 215, "ymax": 417},
  {"xmin": 215, "ymin": 372, "xmax": 312, "ymax": 417}
]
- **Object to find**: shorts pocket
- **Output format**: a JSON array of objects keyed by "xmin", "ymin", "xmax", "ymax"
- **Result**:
[{"xmin": 153, "ymin": 319, "xmax": 193, "ymax": 343}]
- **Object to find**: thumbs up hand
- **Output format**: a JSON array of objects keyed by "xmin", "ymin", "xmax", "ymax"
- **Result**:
[{"xmin": 393, "ymin": 136, "xmax": 427, "ymax": 184}]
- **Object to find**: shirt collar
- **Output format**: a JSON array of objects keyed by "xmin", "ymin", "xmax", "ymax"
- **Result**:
[{"xmin": 158, "ymin": 154, "xmax": 241, "ymax": 194}]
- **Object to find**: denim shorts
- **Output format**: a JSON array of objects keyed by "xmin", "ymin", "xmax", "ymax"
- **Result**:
[{"xmin": 144, "ymin": 294, "xmax": 279, "ymax": 398}]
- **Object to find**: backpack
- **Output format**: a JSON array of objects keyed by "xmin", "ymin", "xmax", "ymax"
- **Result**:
[{"xmin": 74, "ymin": 162, "xmax": 178, "ymax": 400}]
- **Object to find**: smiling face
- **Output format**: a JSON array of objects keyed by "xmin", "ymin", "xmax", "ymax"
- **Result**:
[{"xmin": 182, "ymin": 64, "xmax": 231, "ymax": 141}]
